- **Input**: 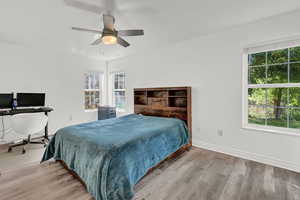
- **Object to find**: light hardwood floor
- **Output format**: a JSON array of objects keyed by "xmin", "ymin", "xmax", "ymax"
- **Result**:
[
  {"xmin": 0, "ymin": 143, "xmax": 45, "ymax": 171},
  {"xmin": 0, "ymin": 147, "xmax": 300, "ymax": 200}
]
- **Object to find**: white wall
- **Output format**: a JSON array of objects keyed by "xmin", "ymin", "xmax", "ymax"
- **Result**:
[
  {"xmin": 0, "ymin": 43, "xmax": 105, "ymax": 143},
  {"xmin": 109, "ymin": 10, "xmax": 300, "ymax": 172}
]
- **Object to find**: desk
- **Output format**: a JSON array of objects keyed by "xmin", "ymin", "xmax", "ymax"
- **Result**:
[{"xmin": 0, "ymin": 107, "xmax": 54, "ymax": 140}]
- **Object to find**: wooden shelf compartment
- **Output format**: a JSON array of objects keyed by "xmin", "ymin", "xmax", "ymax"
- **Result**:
[
  {"xmin": 147, "ymin": 90, "xmax": 168, "ymax": 98},
  {"xmin": 168, "ymin": 97, "xmax": 187, "ymax": 108},
  {"xmin": 134, "ymin": 96, "xmax": 147, "ymax": 105},
  {"xmin": 168, "ymin": 90, "xmax": 187, "ymax": 97},
  {"xmin": 134, "ymin": 104, "xmax": 187, "ymax": 112},
  {"xmin": 134, "ymin": 91, "xmax": 147, "ymax": 96}
]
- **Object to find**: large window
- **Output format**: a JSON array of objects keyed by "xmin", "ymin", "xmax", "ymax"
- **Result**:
[
  {"xmin": 110, "ymin": 72, "xmax": 126, "ymax": 112},
  {"xmin": 84, "ymin": 72, "xmax": 103, "ymax": 111},
  {"xmin": 244, "ymin": 45, "xmax": 300, "ymax": 135}
]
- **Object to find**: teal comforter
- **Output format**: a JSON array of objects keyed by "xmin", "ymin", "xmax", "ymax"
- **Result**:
[{"xmin": 41, "ymin": 114, "xmax": 189, "ymax": 200}]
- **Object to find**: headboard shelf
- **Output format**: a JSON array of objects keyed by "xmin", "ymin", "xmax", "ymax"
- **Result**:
[
  {"xmin": 135, "ymin": 104, "xmax": 187, "ymax": 111},
  {"xmin": 147, "ymin": 90, "xmax": 168, "ymax": 98},
  {"xmin": 134, "ymin": 87, "xmax": 192, "ymax": 146}
]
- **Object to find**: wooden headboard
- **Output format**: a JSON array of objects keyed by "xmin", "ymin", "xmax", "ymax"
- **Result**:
[{"xmin": 134, "ymin": 87, "xmax": 192, "ymax": 146}]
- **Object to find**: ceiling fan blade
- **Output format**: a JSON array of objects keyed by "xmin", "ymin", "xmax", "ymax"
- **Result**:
[
  {"xmin": 91, "ymin": 38, "xmax": 102, "ymax": 45},
  {"xmin": 103, "ymin": 14, "xmax": 115, "ymax": 30},
  {"xmin": 72, "ymin": 27, "xmax": 102, "ymax": 34},
  {"xmin": 64, "ymin": 0, "xmax": 105, "ymax": 14},
  {"xmin": 117, "ymin": 37, "xmax": 130, "ymax": 47},
  {"xmin": 118, "ymin": 30, "xmax": 144, "ymax": 36}
]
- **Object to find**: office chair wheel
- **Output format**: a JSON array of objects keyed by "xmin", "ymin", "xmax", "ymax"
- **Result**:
[
  {"xmin": 22, "ymin": 148, "xmax": 26, "ymax": 154},
  {"xmin": 8, "ymin": 147, "xmax": 12, "ymax": 152}
]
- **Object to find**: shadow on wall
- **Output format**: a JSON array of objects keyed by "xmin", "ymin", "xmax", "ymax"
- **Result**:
[{"xmin": 0, "ymin": 116, "xmax": 44, "ymax": 144}]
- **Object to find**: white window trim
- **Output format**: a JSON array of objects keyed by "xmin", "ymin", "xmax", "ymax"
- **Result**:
[
  {"xmin": 244, "ymin": 35, "xmax": 300, "ymax": 54},
  {"xmin": 84, "ymin": 71, "xmax": 104, "ymax": 112},
  {"xmin": 109, "ymin": 71, "xmax": 126, "ymax": 113},
  {"xmin": 242, "ymin": 41, "xmax": 300, "ymax": 136}
]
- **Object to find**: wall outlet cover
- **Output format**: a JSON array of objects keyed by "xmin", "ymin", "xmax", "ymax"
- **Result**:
[{"xmin": 217, "ymin": 129, "xmax": 223, "ymax": 136}]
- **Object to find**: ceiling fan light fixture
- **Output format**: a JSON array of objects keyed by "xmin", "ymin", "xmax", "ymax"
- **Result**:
[
  {"xmin": 102, "ymin": 35, "xmax": 117, "ymax": 45},
  {"xmin": 72, "ymin": 14, "xmax": 144, "ymax": 47}
]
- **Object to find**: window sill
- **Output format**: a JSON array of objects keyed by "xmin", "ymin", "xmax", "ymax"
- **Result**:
[
  {"xmin": 242, "ymin": 124, "xmax": 300, "ymax": 137},
  {"xmin": 116, "ymin": 109, "xmax": 126, "ymax": 113},
  {"xmin": 84, "ymin": 109, "xmax": 98, "ymax": 113}
]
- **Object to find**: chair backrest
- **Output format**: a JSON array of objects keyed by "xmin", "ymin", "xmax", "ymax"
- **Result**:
[{"xmin": 11, "ymin": 113, "xmax": 48, "ymax": 135}]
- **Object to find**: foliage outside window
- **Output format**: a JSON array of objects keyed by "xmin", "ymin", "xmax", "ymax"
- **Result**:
[
  {"xmin": 245, "ymin": 46, "xmax": 300, "ymax": 134},
  {"xmin": 111, "ymin": 72, "xmax": 126, "ymax": 112},
  {"xmin": 84, "ymin": 72, "xmax": 103, "ymax": 110}
]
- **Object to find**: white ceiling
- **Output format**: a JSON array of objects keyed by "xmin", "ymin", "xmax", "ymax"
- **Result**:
[{"xmin": 1, "ymin": 0, "xmax": 300, "ymax": 61}]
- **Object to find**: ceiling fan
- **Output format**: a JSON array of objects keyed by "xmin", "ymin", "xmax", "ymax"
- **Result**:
[{"xmin": 72, "ymin": 14, "xmax": 144, "ymax": 47}]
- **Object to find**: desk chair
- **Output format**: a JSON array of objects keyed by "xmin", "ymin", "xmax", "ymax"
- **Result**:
[{"xmin": 8, "ymin": 113, "xmax": 48, "ymax": 154}]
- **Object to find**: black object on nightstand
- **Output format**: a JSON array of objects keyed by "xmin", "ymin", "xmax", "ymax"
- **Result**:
[{"xmin": 98, "ymin": 106, "xmax": 116, "ymax": 120}]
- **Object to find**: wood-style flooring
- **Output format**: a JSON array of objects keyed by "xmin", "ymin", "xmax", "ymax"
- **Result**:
[{"xmin": 1, "ymin": 147, "xmax": 300, "ymax": 200}]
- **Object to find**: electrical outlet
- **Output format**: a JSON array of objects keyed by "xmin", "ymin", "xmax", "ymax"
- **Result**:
[{"xmin": 217, "ymin": 129, "xmax": 223, "ymax": 136}]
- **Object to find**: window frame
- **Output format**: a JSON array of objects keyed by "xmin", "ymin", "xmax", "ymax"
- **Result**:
[
  {"xmin": 242, "ymin": 45, "xmax": 300, "ymax": 136},
  {"xmin": 109, "ymin": 71, "xmax": 126, "ymax": 113},
  {"xmin": 84, "ymin": 71, "xmax": 104, "ymax": 112}
]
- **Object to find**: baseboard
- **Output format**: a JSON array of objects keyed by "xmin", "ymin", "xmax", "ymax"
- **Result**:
[{"xmin": 193, "ymin": 140, "xmax": 300, "ymax": 173}]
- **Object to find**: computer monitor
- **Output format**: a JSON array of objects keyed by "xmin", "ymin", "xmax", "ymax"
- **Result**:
[
  {"xmin": 17, "ymin": 93, "xmax": 45, "ymax": 107},
  {"xmin": 0, "ymin": 93, "xmax": 13, "ymax": 109}
]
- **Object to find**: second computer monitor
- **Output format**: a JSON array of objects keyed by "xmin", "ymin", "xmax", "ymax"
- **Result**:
[
  {"xmin": 0, "ymin": 93, "xmax": 13, "ymax": 109},
  {"xmin": 17, "ymin": 93, "xmax": 45, "ymax": 107}
]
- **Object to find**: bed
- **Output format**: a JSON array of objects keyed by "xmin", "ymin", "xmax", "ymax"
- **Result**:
[{"xmin": 42, "ymin": 87, "xmax": 192, "ymax": 200}]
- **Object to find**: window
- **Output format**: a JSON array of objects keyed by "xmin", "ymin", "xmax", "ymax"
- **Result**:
[
  {"xmin": 84, "ymin": 72, "xmax": 103, "ymax": 111},
  {"xmin": 110, "ymin": 72, "xmax": 126, "ymax": 112},
  {"xmin": 243, "ymin": 44, "xmax": 300, "ymax": 135}
]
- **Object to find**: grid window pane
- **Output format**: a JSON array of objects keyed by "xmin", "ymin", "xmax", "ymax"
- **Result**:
[
  {"xmin": 266, "ymin": 88, "xmax": 288, "ymax": 107},
  {"xmin": 248, "ymin": 52, "xmax": 266, "ymax": 66},
  {"xmin": 114, "ymin": 91, "xmax": 125, "ymax": 110},
  {"xmin": 112, "ymin": 72, "xmax": 126, "ymax": 111},
  {"xmin": 267, "ymin": 64, "xmax": 288, "ymax": 84},
  {"xmin": 248, "ymin": 105, "xmax": 266, "ymax": 125},
  {"xmin": 266, "ymin": 107, "xmax": 288, "ymax": 128},
  {"xmin": 85, "ymin": 74, "xmax": 89, "ymax": 89},
  {"xmin": 84, "ymin": 72, "xmax": 102, "ymax": 110},
  {"xmin": 289, "ymin": 88, "xmax": 300, "ymax": 107},
  {"xmin": 94, "ymin": 73, "xmax": 100, "ymax": 89},
  {"xmin": 247, "ymin": 46, "xmax": 300, "ymax": 131},
  {"xmin": 290, "ymin": 47, "xmax": 300, "ymax": 62},
  {"xmin": 267, "ymin": 49, "xmax": 288, "ymax": 64},
  {"xmin": 248, "ymin": 88, "xmax": 266, "ymax": 105},
  {"xmin": 249, "ymin": 66, "xmax": 266, "ymax": 84},
  {"xmin": 114, "ymin": 73, "xmax": 125, "ymax": 89},
  {"xmin": 290, "ymin": 63, "xmax": 300, "ymax": 83},
  {"xmin": 289, "ymin": 109, "xmax": 300, "ymax": 129},
  {"xmin": 85, "ymin": 91, "xmax": 100, "ymax": 110},
  {"xmin": 85, "ymin": 73, "xmax": 101, "ymax": 89}
]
